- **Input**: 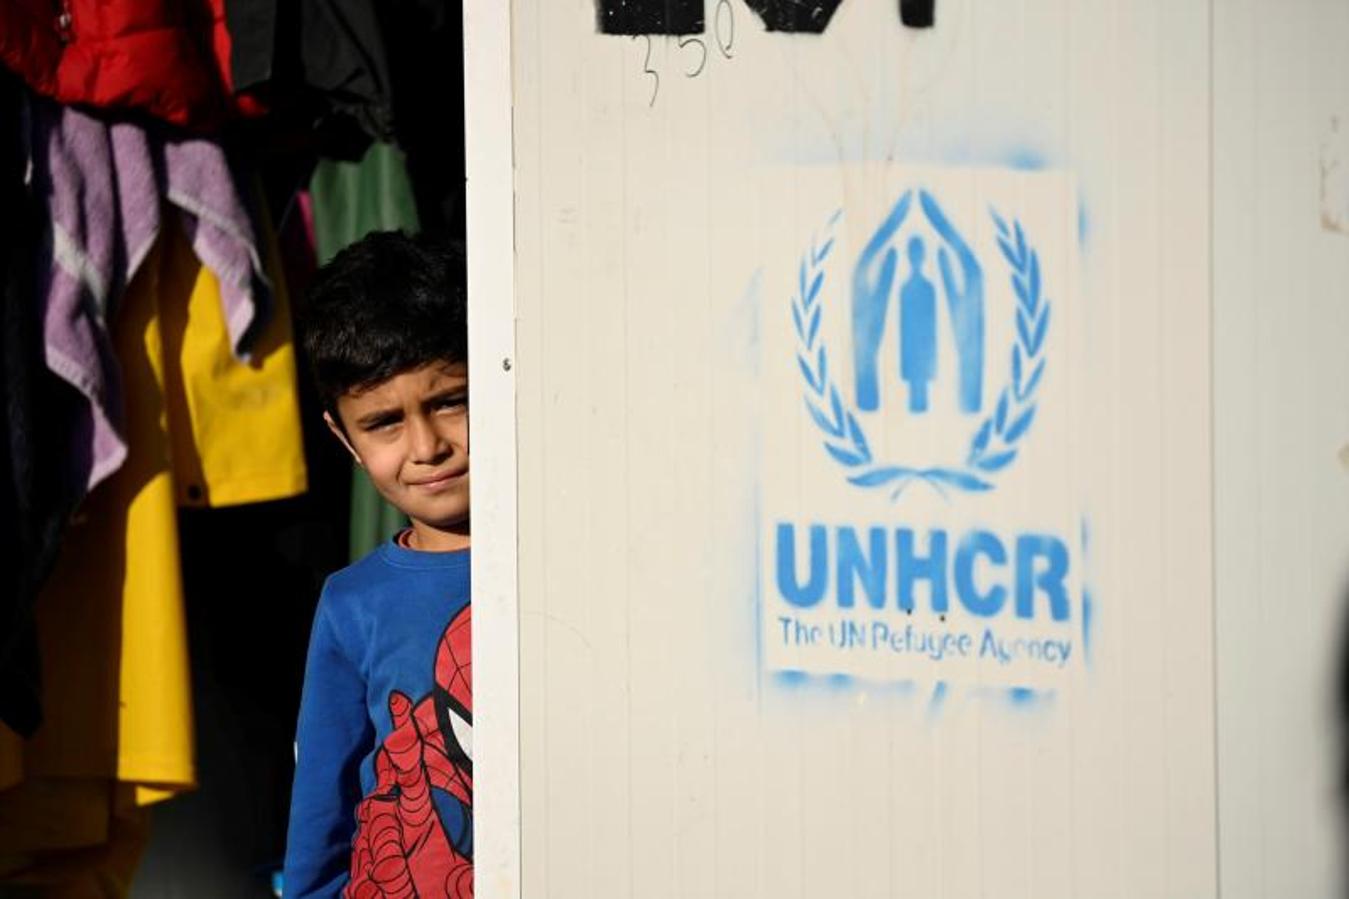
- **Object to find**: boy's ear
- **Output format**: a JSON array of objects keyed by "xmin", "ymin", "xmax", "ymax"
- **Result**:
[{"xmin": 324, "ymin": 411, "xmax": 363, "ymax": 466}]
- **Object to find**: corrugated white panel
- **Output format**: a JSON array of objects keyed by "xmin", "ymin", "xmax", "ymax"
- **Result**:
[
  {"xmin": 505, "ymin": 1, "xmax": 1215, "ymax": 896},
  {"xmin": 1214, "ymin": 1, "xmax": 1349, "ymax": 896}
]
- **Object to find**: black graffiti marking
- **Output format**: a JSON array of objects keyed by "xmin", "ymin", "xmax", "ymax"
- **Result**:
[
  {"xmin": 603, "ymin": 0, "xmax": 930, "ymax": 37},
  {"xmin": 742, "ymin": 0, "xmax": 844, "ymax": 33},
  {"xmin": 900, "ymin": 0, "xmax": 935, "ymax": 28},
  {"xmin": 714, "ymin": 0, "xmax": 735, "ymax": 57},
  {"xmin": 599, "ymin": 0, "xmax": 704, "ymax": 35},
  {"xmin": 633, "ymin": 35, "xmax": 660, "ymax": 106}
]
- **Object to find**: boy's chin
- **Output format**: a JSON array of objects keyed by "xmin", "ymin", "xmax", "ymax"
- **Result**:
[
  {"xmin": 410, "ymin": 510, "xmax": 471, "ymax": 534},
  {"xmin": 387, "ymin": 489, "xmax": 469, "ymax": 534}
]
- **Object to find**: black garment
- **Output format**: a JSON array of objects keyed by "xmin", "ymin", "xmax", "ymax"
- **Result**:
[
  {"xmin": 227, "ymin": 0, "xmax": 280, "ymax": 93},
  {"xmin": 226, "ymin": 0, "xmax": 395, "ymax": 143},
  {"xmin": 0, "ymin": 74, "xmax": 84, "ymax": 736},
  {"xmin": 376, "ymin": 0, "xmax": 465, "ymax": 237},
  {"xmin": 223, "ymin": 0, "xmax": 464, "ymax": 236}
]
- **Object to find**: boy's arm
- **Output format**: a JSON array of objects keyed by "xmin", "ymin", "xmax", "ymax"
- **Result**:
[{"xmin": 283, "ymin": 596, "xmax": 372, "ymax": 898}]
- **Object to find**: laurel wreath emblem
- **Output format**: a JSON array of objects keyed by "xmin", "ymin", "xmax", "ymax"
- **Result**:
[{"xmin": 792, "ymin": 205, "xmax": 1050, "ymax": 499}]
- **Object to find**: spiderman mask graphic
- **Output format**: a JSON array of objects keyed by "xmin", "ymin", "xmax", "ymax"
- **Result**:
[{"xmin": 346, "ymin": 605, "xmax": 473, "ymax": 899}]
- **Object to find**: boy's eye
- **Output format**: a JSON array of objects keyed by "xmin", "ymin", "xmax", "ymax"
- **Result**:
[
  {"xmin": 365, "ymin": 415, "xmax": 401, "ymax": 431},
  {"xmin": 435, "ymin": 395, "xmax": 468, "ymax": 411}
]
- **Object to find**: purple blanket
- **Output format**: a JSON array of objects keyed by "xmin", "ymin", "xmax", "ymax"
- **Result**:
[{"xmin": 29, "ymin": 98, "xmax": 271, "ymax": 493}]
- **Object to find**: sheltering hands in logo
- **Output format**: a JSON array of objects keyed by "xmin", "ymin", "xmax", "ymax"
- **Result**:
[
  {"xmin": 851, "ymin": 190, "xmax": 912, "ymax": 412},
  {"xmin": 919, "ymin": 190, "xmax": 985, "ymax": 414}
]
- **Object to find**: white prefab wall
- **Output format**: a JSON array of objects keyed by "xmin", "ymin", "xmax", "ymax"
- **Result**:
[
  {"xmin": 463, "ymin": 2, "xmax": 1349, "ymax": 897},
  {"xmin": 493, "ymin": 1, "xmax": 1220, "ymax": 897},
  {"xmin": 1213, "ymin": 2, "xmax": 1349, "ymax": 897}
]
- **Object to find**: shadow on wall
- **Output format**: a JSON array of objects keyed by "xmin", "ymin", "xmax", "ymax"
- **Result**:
[{"xmin": 1336, "ymin": 571, "xmax": 1349, "ymax": 891}]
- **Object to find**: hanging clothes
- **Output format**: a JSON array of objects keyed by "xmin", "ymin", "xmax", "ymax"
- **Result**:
[
  {"xmin": 29, "ymin": 96, "xmax": 273, "ymax": 498},
  {"xmin": 308, "ymin": 141, "xmax": 422, "ymax": 560},
  {"xmin": 223, "ymin": 0, "xmax": 464, "ymax": 232},
  {"xmin": 0, "ymin": 74, "xmax": 84, "ymax": 739},
  {"xmin": 225, "ymin": 0, "xmax": 395, "ymax": 142},
  {"xmin": 0, "ymin": 774, "xmax": 151, "ymax": 897},
  {"xmin": 0, "ymin": 0, "xmax": 264, "ymax": 132},
  {"xmin": 120, "ymin": 189, "xmax": 351, "ymax": 894},
  {"xmin": 0, "ymin": 237, "xmax": 198, "ymax": 895},
  {"xmin": 309, "ymin": 142, "xmax": 421, "ymax": 264},
  {"xmin": 161, "ymin": 191, "xmax": 309, "ymax": 509},
  {"xmin": 0, "ymin": 213, "xmax": 308, "ymax": 894}
]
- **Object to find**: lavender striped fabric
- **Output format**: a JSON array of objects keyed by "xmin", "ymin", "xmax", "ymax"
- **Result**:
[{"xmin": 28, "ymin": 98, "xmax": 271, "ymax": 493}]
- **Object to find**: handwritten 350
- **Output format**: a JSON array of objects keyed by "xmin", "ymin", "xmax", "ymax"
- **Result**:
[{"xmin": 631, "ymin": 0, "xmax": 735, "ymax": 108}]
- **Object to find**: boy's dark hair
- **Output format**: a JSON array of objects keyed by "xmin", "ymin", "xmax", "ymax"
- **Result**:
[{"xmin": 302, "ymin": 230, "xmax": 467, "ymax": 413}]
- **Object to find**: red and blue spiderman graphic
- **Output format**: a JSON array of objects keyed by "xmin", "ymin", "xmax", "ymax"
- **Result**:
[{"xmin": 345, "ymin": 606, "xmax": 473, "ymax": 899}]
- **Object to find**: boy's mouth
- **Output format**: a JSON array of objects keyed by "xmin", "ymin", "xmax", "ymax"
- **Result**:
[{"xmin": 408, "ymin": 471, "xmax": 465, "ymax": 492}]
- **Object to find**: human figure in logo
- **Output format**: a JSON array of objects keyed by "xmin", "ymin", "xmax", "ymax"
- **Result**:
[
  {"xmin": 853, "ymin": 191, "xmax": 912, "ymax": 412},
  {"xmin": 898, "ymin": 236, "xmax": 937, "ymax": 412},
  {"xmin": 919, "ymin": 190, "xmax": 984, "ymax": 414}
]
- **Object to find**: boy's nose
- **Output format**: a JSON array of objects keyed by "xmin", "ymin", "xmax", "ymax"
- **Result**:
[{"xmin": 408, "ymin": 416, "xmax": 448, "ymax": 462}]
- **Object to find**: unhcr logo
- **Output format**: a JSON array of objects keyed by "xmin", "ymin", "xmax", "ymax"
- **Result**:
[
  {"xmin": 791, "ymin": 190, "xmax": 1051, "ymax": 499},
  {"xmin": 761, "ymin": 170, "xmax": 1084, "ymax": 690}
]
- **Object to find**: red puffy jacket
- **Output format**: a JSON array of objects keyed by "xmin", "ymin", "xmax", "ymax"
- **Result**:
[{"xmin": 0, "ymin": 0, "xmax": 262, "ymax": 131}]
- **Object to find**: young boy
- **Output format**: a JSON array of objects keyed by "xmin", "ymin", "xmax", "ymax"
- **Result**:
[{"xmin": 283, "ymin": 232, "xmax": 473, "ymax": 898}]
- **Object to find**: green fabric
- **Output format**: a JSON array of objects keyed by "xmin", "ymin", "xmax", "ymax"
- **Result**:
[
  {"xmin": 308, "ymin": 142, "xmax": 421, "ymax": 560},
  {"xmin": 348, "ymin": 467, "xmax": 410, "ymax": 558},
  {"xmin": 310, "ymin": 141, "xmax": 422, "ymax": 264}
]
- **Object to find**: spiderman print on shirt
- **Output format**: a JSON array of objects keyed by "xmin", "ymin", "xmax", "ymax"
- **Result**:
[{"xmin": 345, "ymin": 605, "xmax": 473, "ymax": 899}]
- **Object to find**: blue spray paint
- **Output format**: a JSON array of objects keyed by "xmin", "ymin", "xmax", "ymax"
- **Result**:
[
  {"xmin": 1080, "ymin": 516, "xmax": 1095, "ymax": 667},
  {"xmin": 769, "ymin": 670, "xmax": 920, "ymax": 700},
  {"xmin": 852, "ymin": 192, "xmax": 911, "ymax": 411},
  {"xmin": 850, "ymin": 190, "xmax": 985, "ymax": 417},
  {"xmin": 953, "ymin": 530, "xmax": 1007, "ymax": 616},
  {"xmin": 1015, "ymin": 535, "xmax": 1070, "ymax": 621},
  {"xmin": 1002, "ymin": 147, "xmax": 1049, "ymax": 171},
  {"xmin": 927, "ymin": 680, "xmax": 949, "ymax": 720},
  {"xmin": 777, "ymin": 523, "xmax": 828, "ymax": 607},
  {"xmin": 776, "ymin": 523, "xmax": 1070, "ymax": 619},
  {"xmin": 837, "ymin": 526, "xmax": 888, "ymax": 609},
  {"xmin": 1006, "ymin": 686, "xmax": 1040, "ymax": 707},
  {"xmin": 919, "ymin": 191, "xmax": 984, "ymax": 414},
  {"xmin": 899, "ymin": 236, "xmax": 938, "ymax": 411},
  {"xmin": 897, "ymin": 529, "xmax": 948, "ymax": 613}
]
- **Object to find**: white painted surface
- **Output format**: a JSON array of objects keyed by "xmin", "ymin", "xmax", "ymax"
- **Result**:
[
  {"xmin": 472, "ymin": 0, "xmax": 1236, "ymax": 895},
  {"xmin": 464, "ymin": 0, "xmax": 521, "ymax": 895},
  {"xmin": 498, "ymin": 2, "xmax": 1218, "ymax": 897},
  {"xmin": 466, "ymin": 0, "xmax": 1349, "ymax": 895},
  {"xmin": 1213, "ymin": 1, "xmax": 1349, "ymax": 897}
]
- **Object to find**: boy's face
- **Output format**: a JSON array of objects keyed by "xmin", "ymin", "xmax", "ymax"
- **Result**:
[{"xmin": 328, "ymin": 361, "xmax": 470, "ymax": 546}]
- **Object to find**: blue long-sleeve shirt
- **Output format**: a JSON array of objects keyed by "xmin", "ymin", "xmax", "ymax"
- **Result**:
[{"xmin": 283, "ymin": 540, "xmax": 472, "ymax": 898}]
